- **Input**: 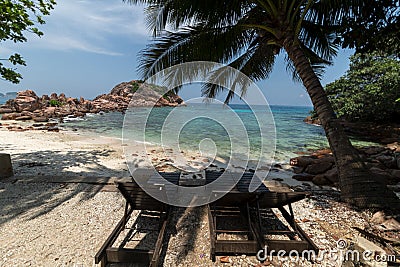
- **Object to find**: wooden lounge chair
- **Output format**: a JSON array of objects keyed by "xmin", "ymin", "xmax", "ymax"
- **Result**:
[
  {"xmin": 95, "ymin": 181, "xmax": 169, "ymax": 267},
  {"xmin": 206, "ymin": 171, "xmax": 318, "ymax": 262}
]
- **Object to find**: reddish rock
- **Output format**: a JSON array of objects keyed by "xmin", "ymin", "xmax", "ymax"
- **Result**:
[
  {"xmin": 0, "ymin": 108, "xmax": 13, "ymax": 113},
  {"xmin": 50, "ymin": 93, "xmax": 58, "ymax": 100},
  {"xmin": 43, "ymin": 107, "xmax": 56, "ymax": 116},
  {"xmin": 361, "ymin": 146, "xmax": 387, "ymax": 155},
  {"xmin": 305, "ymin": 162, "xmax": 333, "ymax": 175},
  {"xmin": 324, "ymin": 167, "xmax": 339, "ymax": 184},
  {"xmin": 304, "ymin": 115, "xmax": 321, "ymax": 125},
  {"xmin": 74, "ymin": 112, "xmax": 85, "ymax": 117},
  {"xmin": 311, "ymin": 149, "xmax": 332, "ymax": 158},
  {"xmin": 21, "ymin": 111, "xmax": 33, "ymax": 116},
  {"xmin": 381, "ymin": 138, "xmax": 399, "ymax": 144},
  {"xmin": 33, "ymin": 117, "xmax": 49, "ymax": 123},
  {"xmin": 47, "ymin": 127, "xmax": 59, "ymax": 132},
  {"xmin": 375, "ymin": 154, "xmax": 396, "ymax": 168},
  {"xmin": 290, "ymin": 156, "xmax": 316, "ymax": 167},
  {"xmin": 386, "ymin": 142, "xmax": 400, "ymax": 152},
  {"xmin": 370, "ymin": 167, "xmax": 398, "ymax": 185},
  {"xmin": 292, "ymin": 166, "xmax": 305, "ymax": 174},
  {"xmin": 312, "ymin": 175, "xmax": 332, "ymax": 186},
  {"xmin": 14, "ymin": 90, "xmax": 41, "ymax": 112},
  {"xmin": 0, "ymin": 82, "xmax": 183, "ymax": 124},
  {"xmin": 389, "ymin": 169, "xmax": 400, "ymax": 181},
  {"xmin": 45, "ymin": 122, "xmax": 58, "ymax": 127},
  {"xmin": 1, "ymin": 113, "xmax": 22, "ymax": 120},
  {"xmin": 66, "ymin": 97, "xmax": 76, "ymax": 105},
  {"xmin": 15, "ymin": 115, "xmax": 32, "ymax": 120},
  {"xmin": 292, "ymin": 173, "xmax": 314, "ymax": 181}
]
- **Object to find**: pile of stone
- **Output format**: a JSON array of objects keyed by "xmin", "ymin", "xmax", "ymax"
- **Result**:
[
  {"xmin": 0, "ymin": 80, "xmax": 184, "ymax": 123},
  {"xmin": 290, "ymin": 144, "xmax": 400, "ymax": 187},
  {"xmin": 0, "ymin": 121, "xmax": 60, "ymax": 132}
]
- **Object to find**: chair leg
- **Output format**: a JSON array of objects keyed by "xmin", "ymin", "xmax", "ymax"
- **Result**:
[{"xmin": 122, "ymin": 202, "xmax": 129, "ymax": 228}]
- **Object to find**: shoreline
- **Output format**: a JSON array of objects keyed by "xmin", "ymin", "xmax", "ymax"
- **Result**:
[{"xmin": 0, "ymin": 118, "xmax": 303, "ymax": 185}]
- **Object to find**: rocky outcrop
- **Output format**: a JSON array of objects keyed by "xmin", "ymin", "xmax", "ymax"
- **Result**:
[
  {"xmin": 303, "ymin": 115, "xmax": 321, "ymax": 125},
  {"xmin": 290, "ymin": 143, "xmax": 400, "ymax": 187},
  {"xmin": 0, "ymin": 80, "xmax": 185, "ymax": 122},
  {"xmin": 304, "ymin": 116, "xmax": 400, "ymax": 145}
]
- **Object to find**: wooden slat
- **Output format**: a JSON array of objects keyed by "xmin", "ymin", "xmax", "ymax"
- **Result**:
[
  {"xmin": 215, "ymin": 240, "xmax": 259, "ymax": 254},
  {"xmin": 116, "ymin": 182, "xmax": 168, "ymax": 212},
  {"xmin": 150, "ymin": 213, "xmax": 169, "ymax": 267},
  {"xmin": 106, "ymin": 248, "xmax": 154, "ymax": 263},
  {"xmin": 207, "ymin": 205, "xmax": 216, "ymax": 262}
]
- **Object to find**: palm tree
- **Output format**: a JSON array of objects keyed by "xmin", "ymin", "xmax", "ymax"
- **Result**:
[{"xmin": 127, "ymin": 0, "xmax": 400, "ymax": 209}]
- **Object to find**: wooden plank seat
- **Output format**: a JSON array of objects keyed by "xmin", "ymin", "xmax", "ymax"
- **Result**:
[
  {"xmin": 95, "ymin": 181, "xmax": 169, "ymax": 267},
  {"xmin": 207, "ymin": 171, "xmax": 318, "ymax": 262}
]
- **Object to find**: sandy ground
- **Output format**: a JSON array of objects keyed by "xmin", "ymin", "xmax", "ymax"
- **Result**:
[{"xmin": 0, "ymin": 126, "xmax": 397, "ymax": 266}]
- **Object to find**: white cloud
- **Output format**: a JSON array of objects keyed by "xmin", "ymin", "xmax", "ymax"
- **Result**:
[{"xmin": 8, "ymin": 0, "xmax": 151, "ymax": 56}]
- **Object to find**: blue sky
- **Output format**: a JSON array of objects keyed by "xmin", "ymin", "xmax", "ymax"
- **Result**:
[{"xmin": 0, "ymin": 0, "xmax": 354, "ymax": 106}]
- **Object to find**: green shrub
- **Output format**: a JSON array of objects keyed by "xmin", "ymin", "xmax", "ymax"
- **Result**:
[
  {"xmin": 49, "ymin": 99, "xmax": 62, "ymax": 107},
  {"xmin": 325, "ymin": 53, "xmax": 400, "ymax": 122},
  {"xmin": 131, "ymin": 81, "xmax": 140, "ymax": 93}
]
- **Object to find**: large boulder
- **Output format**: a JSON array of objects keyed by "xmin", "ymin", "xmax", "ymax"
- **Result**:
[
  {"xmin": 303, "ymin": 115, "xmax": 321, "ymax": 125},
  {"xmin": 14, "ymin": 90, "xmax": 41, "ymax": 112},
  {"xmin": 312, "ymin": 174, "xmax": 332, "ymax": 186},
  {"xmin": 292, "ymin": 173, "xmax": 314, "ymax": 181},
  {"xmin": 50, "ymin": 93, "xmax": 58, "ymax": 100},
  {"xmin": 1, "ymin": 113, "xmax": 22, "ymax": 120},
  {"xmin": 370, "ymin": 167, "xmax": 397, "ymax": 185},
  {"xmin": 33, "ymin": 116, "xmax": 49, "ymax": 123},
  {"xmin": 324, "ymin": 167, "xmax": 339, "ymax": 184},
  {"xmin": 389, "ymin": 169, "xmax": 400, "ymax": 182},
  {"xmin": 305, "ymin": 161, "xmax": 333, "ymax": 175},
  {"xmin": 0, "ymin": 108, "xmax": 13, "ymax": 113},
  {"xmin": 375, "ymin": 154, "xmax": 397, "ymax": 168},
  {"xmin": 290, "ymin": 156, "xmax": 316, "ymax": 168},
  {"xmin": 360, "ymin": 146, "xmax": 387, "ymax": 155},
  {"xmin": 15, "ymin": 115, "xmax": 32, "ymax": 121}
]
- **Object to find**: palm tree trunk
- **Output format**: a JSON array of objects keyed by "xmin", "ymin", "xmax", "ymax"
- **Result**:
[{"xmin": 283, "ymin": 38, "xmax": 400, "ymax": 209}]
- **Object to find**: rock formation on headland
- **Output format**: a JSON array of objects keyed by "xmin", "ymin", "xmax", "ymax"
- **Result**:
[{"xmin": 0, "ymin": 80, "xmax": 184, "ymax": 122}]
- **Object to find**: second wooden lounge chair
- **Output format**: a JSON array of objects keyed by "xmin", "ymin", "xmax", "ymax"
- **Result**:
[
  {"xmin": 206, "ymin": 171, "xmax": 318, "ymax": 262},
  {"xmin": 95, "ymin": 181, "xmax": 170, "ymax": 267}
]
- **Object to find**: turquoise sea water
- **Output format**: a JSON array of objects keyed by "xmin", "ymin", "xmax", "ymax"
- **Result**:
[
  {"xmin": 0, "ymin": 92, "xmax": 17, "ymax": 104},
  {"xmin": 62, "ymin": 104, "xmax": 329, "ymax": 163}
]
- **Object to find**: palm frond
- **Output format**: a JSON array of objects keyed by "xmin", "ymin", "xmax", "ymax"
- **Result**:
[
  {"xmin": 128, "ymin": 0, "xmax": 250, "ymax": 36},
  {"xmin": 299, "ymin": 20, "xmax": 338, "ymax": 61},
  {"xmin": 202, "ymin": 41, "xmax": 278, "ymax": 103},
  {"xmin": 138, "ymin": 24, "xmax": 254, "ymax": 79}
]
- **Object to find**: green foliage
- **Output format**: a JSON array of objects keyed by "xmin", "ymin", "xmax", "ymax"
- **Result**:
[
  {"xmin": 325, "ymin": 53, "xmax": 400, "ymax": 122},
  {"xmin": 131, "ymin": 81, "xmax": 140, "ymax": 93},
  {"xmin": 49, "ymin": 99, "xmax": 61, "ymax": 107},
  {"xmin": 0, "ymin": 0, "xmax": 56, "ymax": 83},
  {"xmin": 337, "ymin": 0, "xmax": 399, "ymax": 56}
]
